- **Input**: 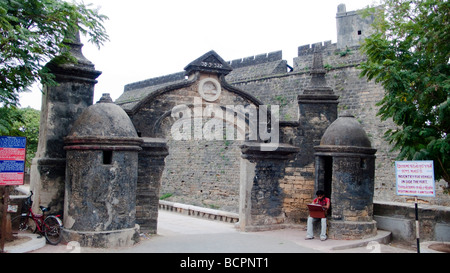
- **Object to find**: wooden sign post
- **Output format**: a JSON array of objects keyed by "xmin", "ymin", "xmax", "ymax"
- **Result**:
[{"xmin": 1, "ymin": 186, "xmax": 10, "ymax": 253}]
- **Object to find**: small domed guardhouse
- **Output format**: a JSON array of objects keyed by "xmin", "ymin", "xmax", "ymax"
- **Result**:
[
  {"xmin": 314, "ymin": 111, "xmax": 377, "ymax": 239},
  {"xmin": 63, "ymin": 94, "xmax": 143, "ymax": 247}
]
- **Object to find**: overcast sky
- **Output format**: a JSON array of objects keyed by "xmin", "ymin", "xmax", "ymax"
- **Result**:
[{"xmin": 19, "ymin": 0, "xmax": 378, "ymax": 110}]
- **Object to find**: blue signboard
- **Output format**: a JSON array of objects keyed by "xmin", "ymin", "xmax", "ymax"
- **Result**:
[
  {"xmin": 0, "ymin": 136, "xmax": 27, "ymax": 149},
  {"xmin": 0, "ymin": 136, "xmax": 27, "ymax": 186}
]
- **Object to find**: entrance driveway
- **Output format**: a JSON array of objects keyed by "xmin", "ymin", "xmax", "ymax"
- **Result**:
[{"xmin": 31, "ymin": 210, "xmax": 413, "ymax": 253}]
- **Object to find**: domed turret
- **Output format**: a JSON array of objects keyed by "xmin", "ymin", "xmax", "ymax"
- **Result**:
[
  {"xmin": 63, "ymin": 94, "xmax": 142, "ymax": 248},
  {"xmin": 314, "ymin": 111, "xmax": 378, "ymax": 240},
  {"xmin": 319, "ymin": 111, "xmax": 373, "ymax": 150},
  {"xmin": 67, "ymin": 93, "xmax": 139, "ymax": 140}
]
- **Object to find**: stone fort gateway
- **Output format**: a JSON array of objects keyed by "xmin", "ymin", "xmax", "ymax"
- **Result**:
[{"xmin": 26, "ymin": 4, "xmax": 449, "ymax": 247}]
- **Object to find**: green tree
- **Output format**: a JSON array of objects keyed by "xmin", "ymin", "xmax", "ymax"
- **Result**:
[
  {"xmin": 8, "ymin": 107, "xmax": 40, "ymax": 167},
  {"xmin": 0, "ymin": 0, "xmax": 108, "ymax": 129},
  {"xmin": 0, "ymin": 106, "xmax": 19, "ymax": 135},
  {"xmin": 360, "ymin": 0, "xmax": 450, "ymax": 186}
]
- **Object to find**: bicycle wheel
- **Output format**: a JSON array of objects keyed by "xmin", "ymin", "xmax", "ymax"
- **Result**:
[
  {"xmin": 43, "ymin": 215, "xmax": 63, "ymax": 245},
  {"xmin": 11, "ymin": 215, "xmax": 37, "ymax": 234}
]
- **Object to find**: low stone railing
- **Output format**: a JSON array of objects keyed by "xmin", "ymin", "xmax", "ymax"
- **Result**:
[{"xmin": 159, "ymin": 200, "xmax": 239, "ymax": 224}]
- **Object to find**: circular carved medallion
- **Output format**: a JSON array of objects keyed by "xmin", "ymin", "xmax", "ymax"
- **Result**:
[{"xmin": 198, "ymin": 78, "xmax": 221, "ymax": 102}]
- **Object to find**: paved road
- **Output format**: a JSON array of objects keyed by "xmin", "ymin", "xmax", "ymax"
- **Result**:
[
  {"xmin": 121, "ymin": 211, "xmax": 320, "ymax": 253},
  {"xmin": 32, "ymin": 210, "xmax": 414, "ymax": 253}
]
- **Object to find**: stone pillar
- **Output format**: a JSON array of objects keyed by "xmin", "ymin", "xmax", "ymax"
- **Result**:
[
  {"xmin": 297, "ymin": 47, "xmax": 339, "ymax": 166},
  {"xmin": 290, "ymin": 47, "xmax": 339, "ymax": 219},
  {"xmin": 239, "ymin": 142, "xmax": 299, "ymax": 231},
  {"xmin": 136, "ymin": 138, "xmax": 168, "ymax": 234},
  {"xmin": 30, "ymin": 32, "xmax": 101, "ymax": 214}
]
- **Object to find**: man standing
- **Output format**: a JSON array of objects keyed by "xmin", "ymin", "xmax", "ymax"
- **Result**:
[{"xmin": 305, "ymin": 190, "xmax": 330, "ymax": 241}]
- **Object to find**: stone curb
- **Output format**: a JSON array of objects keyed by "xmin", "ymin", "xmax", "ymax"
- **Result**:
[
  {"xmin": 328, "ymin": 230, "xmax": 391, "ymax": 251},
  {"xmin": 159, "ymin": 200, "xmax": 239, "ymax": 223},
  {"xmin": 4, "ymin": 233, "xmax": 46, "ymax": 253}
]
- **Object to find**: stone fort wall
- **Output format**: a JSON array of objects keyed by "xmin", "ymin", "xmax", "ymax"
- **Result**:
[
  {"xmin": 156, "ymin": 41, "xmax": 450, "ymax": 214},
  {"xmin": 148, "ymin": 5, "xmax": 450, "ymax": 216},
  {"xmin": 226, "ymin": 41, "xmax": 449, "ymax": 208}
]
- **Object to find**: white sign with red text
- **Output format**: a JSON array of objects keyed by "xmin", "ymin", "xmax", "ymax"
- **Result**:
[{"xmin": 395, "ymin": 161, "xmax": 435, "ymax": 197}]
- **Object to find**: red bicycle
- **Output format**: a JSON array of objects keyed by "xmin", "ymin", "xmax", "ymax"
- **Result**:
[{"xmin": 11, "ymin": 191, "xmax": 63, "ymax": 245}]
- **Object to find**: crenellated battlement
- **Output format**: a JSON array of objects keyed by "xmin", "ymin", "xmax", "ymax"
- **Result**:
[
  {"xmin": 293, "ymin": 39, "xmax": 367, "ymax": 72},
  {"xmin": 297, "ymin": 40, "xmax": 335, "ymax": 56},
  {"xmin": 228, "ymin": 50, "xmax": 283, "ymax": 69},
  {"xmin": 124, "ymin": 71, "xmax": 186, "ymax": 92}
]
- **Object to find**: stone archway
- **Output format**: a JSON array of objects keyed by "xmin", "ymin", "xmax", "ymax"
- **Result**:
[
  {"xmin": 157, "ymin": 101, "xmax": 251, "ymax": 214},
  {"xmin": 130, "ymin": 78, "xmax": 263, "ymax": 229},
  {"xmin": 120, "ymin": 51, "xmax": 299, "ymax": 233},
  {"xmin": 150, "ymin": 97, "xmax": 256, "ymax": 215}
]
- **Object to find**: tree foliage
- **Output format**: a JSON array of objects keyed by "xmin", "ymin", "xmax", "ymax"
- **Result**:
[
  {"xmin": 0, "ymin": 0, "xmax": 108, "ymax": 141},
  {"xmin": 360, "ymin": 0, "xmax": 450, "ymax": 185},
  {"xmin": 0, "ymin": 0, "xmax": 108, "ymax": 120},
  {"xmin": 5, "ymin": 107, "xmax": 40, "ymax": 167}
]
